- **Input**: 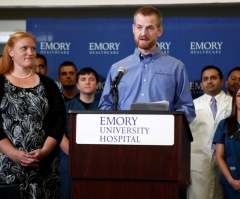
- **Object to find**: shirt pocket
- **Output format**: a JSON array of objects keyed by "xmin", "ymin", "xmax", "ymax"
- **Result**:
[
  {"xmin": 195, "ymin": 108, "xmax": 203, "ymax": 116},
  {"xmin": 191, "ymin": 154, "xmax": 203, "ymax": 172},
  {"xmin": 229, "ymin": 164, "xmax": 240, "ymax": 180},
  {"xmin": 152, "ymin": 70, "xmax": 174, "ymax": 99},
  {"xmin": 154, "ymin": 70, "xmax": 173, "ymax": 83}
]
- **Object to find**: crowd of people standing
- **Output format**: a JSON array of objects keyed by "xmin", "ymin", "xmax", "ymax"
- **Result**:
[{"xmin": 0, "ymin": 5, "xmax": 240, "ymax": 199}]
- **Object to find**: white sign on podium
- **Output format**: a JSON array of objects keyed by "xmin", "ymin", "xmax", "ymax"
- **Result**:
[{"xmin": 76, "ymin": 114, "xmax": 174, "ymax": 146}]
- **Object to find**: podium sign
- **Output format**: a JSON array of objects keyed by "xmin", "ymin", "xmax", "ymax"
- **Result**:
[{"xmin": 76, "ymin": 114, "xmax": 174, "ymax": 145}]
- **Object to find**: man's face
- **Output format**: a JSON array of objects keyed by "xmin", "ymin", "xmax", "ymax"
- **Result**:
[
  {"xmin": 202, "ymin": 69, "xmax": 223, "ymax": 96},
  {"xmin": 33, "ymin": 58, "xmax": 48, "ymax": 75},
  {"xmin": 226, "ymin": 70, "xmax": 240, "ymax": 96},
  {"xmin": 77, "ymin": 72, "xmax": 98, "ymax": 95},
  {"xmin": 59, "ymin": 65, "xmax": 77, "ymax": 88},
  {"xmin": 132, "ymin": 14, "xmax": 163, "ymax": 55}
]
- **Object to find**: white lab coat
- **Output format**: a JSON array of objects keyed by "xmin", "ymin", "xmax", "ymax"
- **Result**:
[{"xmin": 187, "ymin": 91, "xmax": 232, "ymax": 199}]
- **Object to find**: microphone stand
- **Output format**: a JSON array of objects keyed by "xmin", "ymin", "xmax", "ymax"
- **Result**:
[
  {"xmin": 112, "ymin": 86, "xmax": 119, "ymax": 111},
  {"xmin": 98, "ymin": 67, "xmax": 126, "ymax": 110}
]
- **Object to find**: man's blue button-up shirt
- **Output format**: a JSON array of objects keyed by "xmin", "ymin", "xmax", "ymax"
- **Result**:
[{"xmin": 99, "ymin": 47, "xmax": 196, "ymax": 124}]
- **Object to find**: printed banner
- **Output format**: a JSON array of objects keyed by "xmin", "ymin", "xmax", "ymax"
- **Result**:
[{"xmin": 27, "ymin": 17, "xmax": 240, "ymax": 99}]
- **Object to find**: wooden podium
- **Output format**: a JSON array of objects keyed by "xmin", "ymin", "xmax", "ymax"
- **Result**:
[{"xmin": 68, "ymin": 110, "xmax": 192, "ymax": 199}]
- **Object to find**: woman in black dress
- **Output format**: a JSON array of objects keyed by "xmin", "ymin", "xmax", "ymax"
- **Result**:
[{"xmin": 0, "ymin": 31, "xmax": 66, "ymax": 199}]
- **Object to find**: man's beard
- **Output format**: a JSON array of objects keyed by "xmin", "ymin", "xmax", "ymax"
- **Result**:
[{"xmin": 134, "ymin": 36, "xmax": 157, "ymax": 50}]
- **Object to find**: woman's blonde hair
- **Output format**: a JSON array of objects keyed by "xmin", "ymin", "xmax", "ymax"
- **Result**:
[{"xmin": 0, "ymin": 31, "xmax": 36, "ymax": 74}]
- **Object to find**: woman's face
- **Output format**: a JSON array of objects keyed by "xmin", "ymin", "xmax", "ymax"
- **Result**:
[
  {"xmin": 235, "ymin": 88, "xmax": 240, "ymax": 110},
  {"xmin": 8, "ymin": 37, "xmax": 36, "ymax": 69}
]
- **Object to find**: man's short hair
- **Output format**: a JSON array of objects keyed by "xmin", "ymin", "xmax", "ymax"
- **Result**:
[
  {"xmin": 227, "ymin": 67, "xmax": 240, "ymax": 79},
  {"xmin": 77, "ymin": 67, "xmax": 99, "ymax": 83},
  {"xmin": 201, "ymin": 65, "xmax": 223, "ymax": 80},
  {"xmin": 133, "ymin": 6, "xmax": 162, "ymax": 28},
  {"xmin": 58, "ymin": 61, "xmax": 77, "ymax": 76},
  {"xmin": 36, "ymin": 53, "xmax": 47, "ymax": 66}
]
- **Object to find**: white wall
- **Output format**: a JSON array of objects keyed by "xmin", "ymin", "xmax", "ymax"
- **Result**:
[
  {"xmin": 0, "ymin": 20, "xmax": 25, "ymax": 43},
  {"xmin": 0, "ymin": 0, "xmax": 240, "ymax": 6}
]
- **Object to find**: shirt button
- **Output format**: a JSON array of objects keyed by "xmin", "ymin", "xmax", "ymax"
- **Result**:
[
  {"xmin": 145, "ymin": 64, "xmax": 147, "ymax": 67},
  {"xmin": 143, "ymin": 79, "xmax": 146, "ymax": 81},
  {"xmin": 142, "ymin": 94, "xmax": 144, "ymax": 96}
]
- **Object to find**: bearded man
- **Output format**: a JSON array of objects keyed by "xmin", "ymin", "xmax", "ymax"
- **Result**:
[{"xmin": 99, "ymin": 6, "xmax": 195, "ymax": 124}]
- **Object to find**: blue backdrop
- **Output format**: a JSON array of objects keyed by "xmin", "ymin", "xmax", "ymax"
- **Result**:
[{"xmin": 27, "ymin": 17, "xmax": 240, "ymax": 99}]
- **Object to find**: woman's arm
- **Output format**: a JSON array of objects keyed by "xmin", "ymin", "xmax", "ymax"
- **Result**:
[
  {"xmin": 40, "ymin": 74, "xmax": 66, "ymax": 144},
  {"xmin": 60, "ymin": 134, "xmax": 69, "ymax": 155},
  {"xmin": 0, "ymin": 138, "xmax": 23, "ymax": 163},
  {"xmin": 0, "ymin": 138, "xmax": 39, "ymax": 167},
  {"xmin": 22, "ymin": 137, "xmax": 58, "ymax": 167},
  {"xmin": 216, "ymin": 143, "xmax": 240, "ymax": 191},
  {"xmin": 26, "ymin": 137, "xmax": 58, "ymax": 160}
]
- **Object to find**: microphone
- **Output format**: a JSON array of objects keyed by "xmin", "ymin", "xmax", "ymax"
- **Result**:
[
  {"xmin": 110, "ymin": 66, "xmax": 127, "ymax": 93},
  {"xmin": 98, "ymin": 66, "xmax": 127, "ymax": 109}
]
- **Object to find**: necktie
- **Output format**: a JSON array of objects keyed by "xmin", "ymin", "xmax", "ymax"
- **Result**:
[{"xmin": 210, "ymin": 97, "xmax": 217, "ymax": 119}]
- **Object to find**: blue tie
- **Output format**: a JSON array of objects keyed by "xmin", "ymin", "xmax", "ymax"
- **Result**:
[{"xmin": 210, "ymin": 97, "xmax": 217, "ymax": 119}]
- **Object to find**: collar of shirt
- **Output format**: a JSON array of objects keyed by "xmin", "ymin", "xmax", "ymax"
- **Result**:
[
  {"xmin": 205, "ymin": 90, "xmax": 225, "ymax": 105},
  {"xmin": 134, "ymin": 46, "xmax": 162, "ymax": 63}
]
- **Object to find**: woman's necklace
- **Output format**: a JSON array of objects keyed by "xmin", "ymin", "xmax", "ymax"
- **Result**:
[{"xmin": 10, "ymin": 69, "xmax": 33, "ymax": 79}]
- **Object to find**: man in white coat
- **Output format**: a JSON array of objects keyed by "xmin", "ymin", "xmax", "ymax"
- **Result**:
[{"xmin": 187, "ymin": 65, "xmax": 232, "ymax": 199}]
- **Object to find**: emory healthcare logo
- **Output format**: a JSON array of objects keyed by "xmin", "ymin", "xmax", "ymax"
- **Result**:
[
  {"xmin": 190, "ymin": 81, "xmax": 204, "ymax": 99},
  {"xmin": 190, "ymin": 81, "xmax": 203, "ymax": 95},
  {"xmin": 40, "ymin": 42, "xmax": 71, "ymax": 54},
  {"xmin": 89, "ymin": 42, "xmax": 120, "ymax": 55},
  {"xmin": 157, "ymin": 42, "xmax": 171, "ymax": 54},
  {"xmin": 190, "ymin": 42, "xmax": 223, "ymax": 54}
]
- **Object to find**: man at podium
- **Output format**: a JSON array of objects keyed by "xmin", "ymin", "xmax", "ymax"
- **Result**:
[{"xmin": 98, "ymin": 6, "xmax": 195, "ymax": 124}]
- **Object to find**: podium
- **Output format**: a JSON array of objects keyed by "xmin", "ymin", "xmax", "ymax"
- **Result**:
[{"xmin": 68, "ymin": 110, "xmax": 192, "ymax": 199}]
